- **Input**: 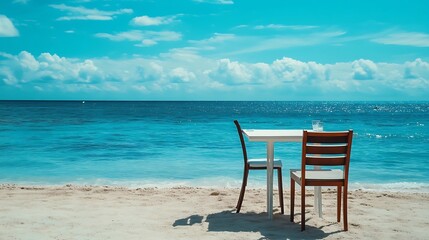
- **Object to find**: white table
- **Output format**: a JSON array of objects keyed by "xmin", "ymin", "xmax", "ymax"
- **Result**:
[{"xmin": 242, "ymin": 129, "xmax": 323, "ymax": 219}]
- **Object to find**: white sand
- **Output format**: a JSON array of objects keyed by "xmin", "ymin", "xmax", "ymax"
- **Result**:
[{"xmin": 0, "ymin": 185, "xmax": 428, "ymax": 239}]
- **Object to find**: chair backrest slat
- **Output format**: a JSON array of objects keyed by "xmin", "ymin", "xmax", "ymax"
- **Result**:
[
  {"xmin": 306, "ymin": 155, "xmax": 346, "ymax": 165},
  {"xmin": 303, "ymin": 130, "xmax": 353, "ymax": 167},
  {"xmin": 306, "ymin": 135, "xmax": 349, "ymax": 144},
  {"xmin": 306, "ymin": 144, "xmax": 348, "ymax": 154}
]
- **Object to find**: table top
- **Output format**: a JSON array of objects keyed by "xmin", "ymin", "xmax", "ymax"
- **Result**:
[{"xmin": 242, "ymin": 129, "xmax": 304, "ymax": 142}]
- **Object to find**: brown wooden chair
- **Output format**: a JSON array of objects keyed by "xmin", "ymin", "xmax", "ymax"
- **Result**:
[
  {"xmin": 290, "ymin": 130, "xmax": 353, "ymax": 231},
  {"xmin": 234, "ymin": 120, "xmax": 284, "ymax": 214}
]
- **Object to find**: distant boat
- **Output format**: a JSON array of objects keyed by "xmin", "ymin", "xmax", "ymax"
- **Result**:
[{"xmin": 82, "ymin": 101, "xmax": 85, "ymax": 104}]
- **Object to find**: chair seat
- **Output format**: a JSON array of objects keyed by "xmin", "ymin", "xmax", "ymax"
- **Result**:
[
  {"xmin": 290, "ymin": 169, "xmax": 344, "ymax": 184},
  {"xmin": 248, "ymin": 158, "xmax": 282, "ymax": 168}
]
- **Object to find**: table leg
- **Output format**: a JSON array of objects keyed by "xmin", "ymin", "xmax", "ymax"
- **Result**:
[
  {"xmin": 266, "ymin": 141, "xmax": 274, "ymax": 219},
  {"xmin": 314, "ymin": 166, "xmax": 323, "ymax": 218}
]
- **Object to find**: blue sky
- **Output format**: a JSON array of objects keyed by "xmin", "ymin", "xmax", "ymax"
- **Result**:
[{"xmin": 0, "ymin": 0, "xmax": 428, "ymax": 100}]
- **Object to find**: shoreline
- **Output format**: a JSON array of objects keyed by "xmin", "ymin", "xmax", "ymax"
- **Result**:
[
  {"xmin": 1, "ymin": 184, "xmax": 428, "ymax": 239},
  {"xmin": 2, "ymin": 181, "xmax": 429, "ymax": 193}
]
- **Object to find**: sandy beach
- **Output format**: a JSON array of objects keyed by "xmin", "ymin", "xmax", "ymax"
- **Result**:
[{"xmin": 0, "ymin": 185, "xmax": 428, "ymax": 240}]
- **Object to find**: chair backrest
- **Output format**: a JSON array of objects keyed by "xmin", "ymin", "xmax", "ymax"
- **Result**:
[
  {"xmin": 302, "ymin": 130, "xmax": 353, "ymax": 175},
  {"xmin": 234, "ymin": 120, "xmax": 248, "ymax": 164}
]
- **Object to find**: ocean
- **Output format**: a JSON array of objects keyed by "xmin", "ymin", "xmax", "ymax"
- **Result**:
[{"xmin": 0, "ymin": 101, "xmax": 428, "ymax": 192}]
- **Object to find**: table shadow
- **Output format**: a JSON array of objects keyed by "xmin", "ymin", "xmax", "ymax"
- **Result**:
[{"xmin": 174, "ymin": 210, "xmax": 343, "ymax": 240}]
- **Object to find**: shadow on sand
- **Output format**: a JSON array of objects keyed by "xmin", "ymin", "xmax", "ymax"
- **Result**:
[
  {"xmin": 174, "ymin": 210, "xmax": 342, "ymax": 240},
  {"xmin": 173, "ymin": 214, "xmax": 204, "ymax": 227}
]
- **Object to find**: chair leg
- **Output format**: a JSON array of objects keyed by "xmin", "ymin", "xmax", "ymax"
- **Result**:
[
  {"xmin": 301, "ymin": 185, "xmax": 305, "ymax": 231},
  {"xmin": 337, "ymin": 186, "xmax": 342, "ymax": 222},
  {"xmin": 236, "ymin": 168, "xmax": 249, "ymax": 213},
  {"xmin": 290, "ymin": 178, "xmax": 295, "ymax": 222},
  {"xmin": 277, "ymin": 168, "xmax": 284, "ymax": 214},
  {"xmin": 343, "ymin": 185, "xmax": 348, "ymax": 231}
]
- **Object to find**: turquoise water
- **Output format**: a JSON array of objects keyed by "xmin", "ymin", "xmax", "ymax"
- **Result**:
[{"xmin": 0, "ymin": 101, "xmax": 428, "ymax": 192}]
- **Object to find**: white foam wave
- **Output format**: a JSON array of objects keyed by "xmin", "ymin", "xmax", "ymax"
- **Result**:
[
  {"xmin": 3, "ymin": 179, "xmax": 429, "ymax": 193},
  {"xmin": 350, "ymin": 182, "xmax": 429, "ymax": 193}
]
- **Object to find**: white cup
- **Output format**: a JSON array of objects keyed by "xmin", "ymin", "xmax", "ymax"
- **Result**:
[
  {"xmin": 312, "ymin": 120, "xmax": 323, "ymax": 131},
  {"xmin": 318, "ymin": 121, "xmax": 323, "ymax": 131}
]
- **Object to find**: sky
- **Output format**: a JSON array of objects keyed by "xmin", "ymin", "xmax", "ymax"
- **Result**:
[{"xmin": 0, "ymin": 0, "xmax": 429, "ymax": 101}]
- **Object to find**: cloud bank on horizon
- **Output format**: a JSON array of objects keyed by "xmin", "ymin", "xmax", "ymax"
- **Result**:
[{"xmin": 0, "ymin": 0, "xmax": 428, "ymax": 100}]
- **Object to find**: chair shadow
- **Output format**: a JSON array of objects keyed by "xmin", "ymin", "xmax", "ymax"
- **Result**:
[
  {"xmin": 173, "ymin": 214, "xmax": 204, "ymax": 227},
  {"xmin": 173, "ymin": 210, "xmax": 343, "ymax": 240}
]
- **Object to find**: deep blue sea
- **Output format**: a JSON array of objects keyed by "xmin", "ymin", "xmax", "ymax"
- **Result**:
[{"xmin": 0, "ymin": 101, "xmax": 428, "ymax": 192}]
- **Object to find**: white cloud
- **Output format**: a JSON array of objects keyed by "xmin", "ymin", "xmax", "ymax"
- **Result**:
[
  {"xmin": 179, "ymin": 28, "xmax": 349, "ymax": 60},
  {"xmin": 50, "ymin": 4, "xmax": 132, "ymax": 21},
  {"xmin": 95, "ymin": 30, "xmax": 144, "ymax": 41},
  {"xmin": 0, "ymin": 52, "xmax": 14, "ymax": 59},
  {"xmin": 0, "ymin": 51, "xmax": 428, "ymax": 100},
  {"xmin": 137, "ymin": 62, "xmax": 165, "ymax": 82},
  {"xmin": 147, "ymin": 31, "xmax": 182, "ymax": 41},
  {"xmin": 351, "ymin": 59, "xmax": 378, "ymax": 80},
  {"xmin": 170, "ymin": 67, "xmax": 196, "ymax": 83},
  {"xmin": 401, "ymin": 58, "xmax": 429, "ymax": 89},
  {"xmin": 2, "ymin": 51, "xmax": 103, "ymax": 86},
  {"xmin": 0, "ymin": 67, "xmax": 17, "ymax": 85},
  {"xmin": 18, "ymin": 51, "xmax": 39, "ymax": 71},
  {"xmin": 95, "ymin": 30, "xmax": 181, "ymax": 46},
  {"xmin": 131, "ymin": 15, "xmax": 177, "ymax": 26},
  {"xmin": 78, "ymin": 60, "xmax": 98, "ymax": 83},
  {"xmin": 272, "ymin": 57, "xmax": 326, "ymax": 83},
  {"xmin": 372, "ymin": 32, "xmax": 429, "ymax": 47},
  {"xmin": 233, "ymin": 25, "xmax": 248, "ymax": 29},
  {"xmin": 206, "ymin": 57, "xmax": 427, "ymax": 98},
  {"xmin": 190, "ymin": 33, "xmax": 235, "ymax": 44},
  {"xmin": 208, "ymin": 59, "xmax": 252, "ymax": 84},
  {"xmin": 254, "ymin": 24, "xmax": 318, "ymax": 30},
  {"xmin": 199, "ymin": 31, "xmax": 346, "ymax": 56},
  {"xmin": 140, "ymin": 39, "xmax": 158, "ymax": 46},
  {"xmin": 193, "ymin": 0, "xmax": 233, "ymax": 4},
  {"xmin": 160, "ymin": 48, "xmax": 207, "ymax": 63},
  {"xmin": 0, "ymin": 15, "xmax": 19, "ymax": 37},
  {"xmin": 186, "ymin": 33, "xmax": 236, "ymax": 53},
  {"xmin": 404, "ymin": 58, "xmax": 429, "ymax": 83},
  {"xmin": 207, "ymin": 57, "xmax": 327, "ymax": 88},
  {"xmin": 35, "ymin": 53, "xmax": 81, "ymax": 82}
]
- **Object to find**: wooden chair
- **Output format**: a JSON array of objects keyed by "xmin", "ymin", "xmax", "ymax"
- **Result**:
[
  {"xmin": 290, "ymin": 130, "xmax": 353, "ymax": 231},
  {"xmin": 234, "ymin": 120, "xmax": 284, "ymax": 214}
]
